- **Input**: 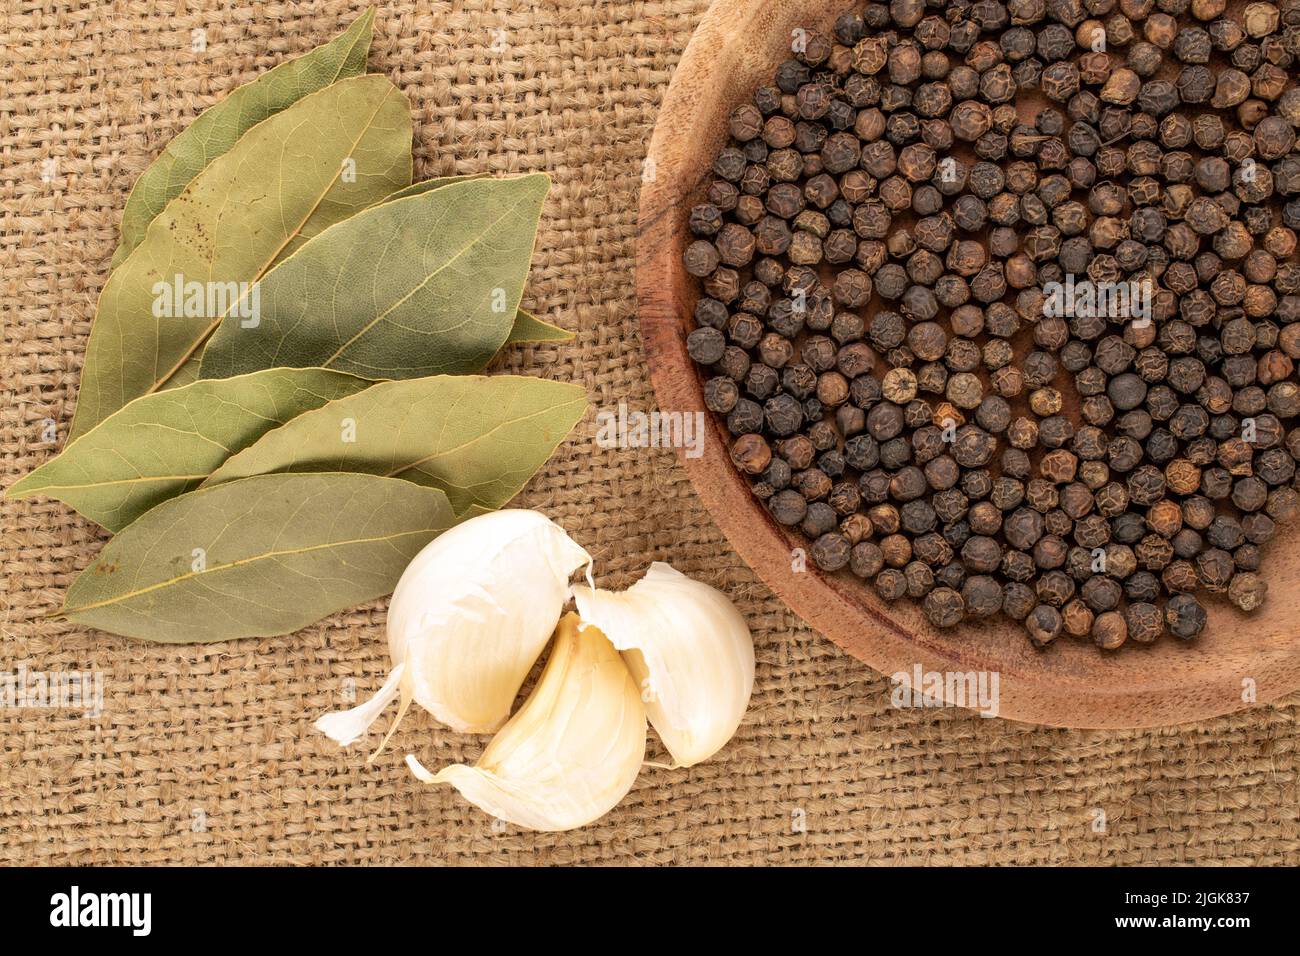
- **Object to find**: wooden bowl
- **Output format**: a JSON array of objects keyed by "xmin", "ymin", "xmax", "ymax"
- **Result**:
[{"xmin": 636, "ymin": 0, "xmax": 1300, "ymax": 727}]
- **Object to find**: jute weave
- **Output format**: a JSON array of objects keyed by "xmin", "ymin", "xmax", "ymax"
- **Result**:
[{"xmin": 2, "ymin": 0, "xmax": 1298, "ymax": 865}]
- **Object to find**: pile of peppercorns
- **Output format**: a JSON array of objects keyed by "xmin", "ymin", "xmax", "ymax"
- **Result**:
[{"xmin": 683, "ymin": 0, "xmax": 1300, "ymax": 648}]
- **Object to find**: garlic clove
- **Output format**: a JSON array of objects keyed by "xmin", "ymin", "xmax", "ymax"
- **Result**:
[
  {"xmin": 314, "ymin": 509, "xmax": 591, "ymax": 749},
  {"xmin": 407, "ymin": 613, "xmax": 646, "ymax": 831},
  {"xmin": 573, "ymin": 562, "xmax": 753, "ymax": 768}
]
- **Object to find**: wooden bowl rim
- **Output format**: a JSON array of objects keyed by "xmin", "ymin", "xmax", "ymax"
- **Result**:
[{"xmin": 635, "ymin": 0, "xmax": 1300, "ymax": 728}]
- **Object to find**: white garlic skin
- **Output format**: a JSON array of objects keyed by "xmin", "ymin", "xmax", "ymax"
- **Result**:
[
  {"xmin": 315, "ymin": 509, "xmax": 590, "ymax": 747},
  {"xmin": 407, "ymin": 613, "xmax": 646, "ymax": 832},
  {"xmin": 573, "ymin": 562, "xmax": 754, "ymax": 767}
]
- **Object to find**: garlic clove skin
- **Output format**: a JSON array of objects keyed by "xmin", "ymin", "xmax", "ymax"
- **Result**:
[
  {"xmin": 314, "ymin": 662, "xmax": 406, "ymax": 747},
  {"xmin": 407, "ymin": 613, "xmax": 646, "ymax": 832},
  {"xmin": 315, "ymin": 509, "xmax": 591, "ymax": 748},
  {"xmin": 572, "ymin": 562, "xmax": 753, "ymax": 768}
]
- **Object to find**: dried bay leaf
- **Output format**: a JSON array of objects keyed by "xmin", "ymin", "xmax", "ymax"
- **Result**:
[
  {"xmin": 69, "ymin": 74, "xmax": 412, "ymax": 442},
  {"xmin": 177, "ymin": 309, "xmax": 569, "ymax": 380},
  {"xmin": 58, "ymin": 473, "xmax": 455, "ymax": 643},
  {"xmin": 163, "ymin": 356, "xmax": 202, "ymax": 390},
  {"xmin": 382, "ymin": 177, "xmax": 572, "ymax": 349},
  {"xmin": 505, "ymin": 310, "xmax": 574, "ymax": 345},
  {"xmin": 111, "ymin": 10, "xmax": 375, "ymax": 268},
  {"xmin": 381, "ymin": 173, "xmax": 486, "ymax": 202},
  {"xmin": 7, "ymin": 368, "xmax": 370, "ymax": 532},
  {"xmin": 204, "ymin": 375, "xmax": 587, "ymax": 514},
  {"xmin": 197, "ymin": 174, "xmax": 549, "ymax": 381}
]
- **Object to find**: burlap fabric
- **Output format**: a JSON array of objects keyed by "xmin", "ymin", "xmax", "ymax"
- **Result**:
[{"xmin": 2, "ymin": 0, "xmax": 1298, "ymax": 866}]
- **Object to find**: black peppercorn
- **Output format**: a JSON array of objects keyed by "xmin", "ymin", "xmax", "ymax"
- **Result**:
[
  {"xmin": 922, "ymin": 586, "xmax": 966, "ymax": 628},
  {"xmin": 769, "ymin": 489, "xmax": 808, "ymax": 527},
  {"xmin": 1228, "ymin": 571, "xmax": 1267, "ymax": 611},
  {"xmin": 904, "ymin": 560, "xmax": 935, "ymax": 598},
  {"xmin": 811, "ymin": 532, "xmax": 852, "ymax": 571},
  {"xmin": 1025, "ymin": 604, "xmax": 1063, "ymax": 646},
  {"xmin": 704, "ymin": 376, "xmax": 739, "ymax": 415},
  {"xmin": 1091, "ymin": 610, "xmax": 1129, "ymax": 650},
  {"xmin": 850, "ymin": 541, "xmax": 885, "ymax": 579},
  {"xmin": 1062, "ymin": 598, "xmax": 1094, "ymax": 638},
  {"xmin": 1037, "ymin": 569, "xmax": 1076, "ymax": 607},
  {"xmin": 874, "ymin": 567, "xmax": 908, "ymax": 600},
  {"xmin": 800, "ymin": 502, "xmax": 838, "ymax": 539},
  {"xmin": 962, "ymin": 575, "xmax": 1004, "ymax": 617},
  {"xmin": 727, "ymin": 399, "xmax": 763, "ymax": 436},
  {"xmin": 1001, "ymin": 582, "xmax": 1035, "ymax": 620},
  {"xmin": 1165, "ymin": 592, "xmax": 1207, "ymax": 639}
]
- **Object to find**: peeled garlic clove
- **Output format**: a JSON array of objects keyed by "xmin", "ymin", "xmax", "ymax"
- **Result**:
[
  {"xmin": 315, "ymin": 509, "xmax": 590, "ymax": 748},
  {"xmin": 573, "ymin": 562, "xmax": 753, "ymax": 768},
  {"xmin": 407, "ymin": 613, "xmax": 646, "ymax": 831}
]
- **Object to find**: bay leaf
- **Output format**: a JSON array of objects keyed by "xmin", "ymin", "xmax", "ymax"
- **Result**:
[
  {"xmin": 204, "ymin": 375, "xmax": 587, "ymax": 514},
  {"xmin": 7, "ymin": 368, "xmax": 370, "ymax": 532},
  {"xmin": 58, "ymin": 473, "xmax": 454, "ymax": 643},
  {"xmin": 161, "ymin": 283, "xmax": 560, "ymax": 396},
  {"xmin": 379, "ymin": 183, "xmax": 574, "ymax": 348},
  {"xmin": 163, "ymin": 356, "xmax": 201, "ymax": 390},
  {"xmin": 111, "ymin": 10, "xmax": 375, "ymax": 268},
  {"xmin": 197, "ymin": 174, "xmax": 549, "ymax": 381},
  {"xmin": 69, "ymin": 74, "xmax": 412, "ymax": 442},
  {"xmin": 151, "ymin": 100, "xmax": 470, "ymax": 397},
  {"xmin": 505, "ymin": 310, "xmax": 573, "ymax": 344},
  {"xmin": 382, "ymin": 173, "xmax": 486, "ymax": 202}
]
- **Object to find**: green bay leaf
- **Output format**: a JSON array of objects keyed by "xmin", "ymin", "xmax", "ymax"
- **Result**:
[
  {"xmin": 111, "ymin": 10, "xmax": 375, "ymax": 268},
  {"xmin": 197, "ymin": 174, "xmax": 549, "ymax": 381},
  {"xmin": 70, "ymin": 74, "xmax": 412, "ymax": 442},
  {"xmin": 59, "ymin": 473, "xmax": 454, "ymax": 643},
  {"xmin": 204, "ymin": 375, "xmax": 587, "ymax": 514},
  {"xmin": 7, "ymin": 368, "xmax": 370, "ymax": 532}
]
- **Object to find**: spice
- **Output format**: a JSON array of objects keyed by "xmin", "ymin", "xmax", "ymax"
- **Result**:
[
  {"xmin": 682, "ymin": 0, "xmax": 1299, "ymax": 651},
  {"xmin": 1092, "ymin": 611, "xmax": 1129, "ymax": 650},
  {"xmin": 923, "ymin": 586, "xmax": 965, "ymax": 628},
  {"xmin": 1026, "ymin": 605, "xmax": 1063, "ymax": 646}
]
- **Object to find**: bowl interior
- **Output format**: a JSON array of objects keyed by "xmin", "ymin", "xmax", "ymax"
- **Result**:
[{"xmin": 636, "ymin": 0, "xmax": 1300, "ymax": 727}]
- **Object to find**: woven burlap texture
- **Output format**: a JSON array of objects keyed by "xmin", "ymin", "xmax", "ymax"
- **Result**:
[{"xmin": 2, "ymin": 0, "xmax": 1298, "ymax": 865}]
